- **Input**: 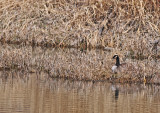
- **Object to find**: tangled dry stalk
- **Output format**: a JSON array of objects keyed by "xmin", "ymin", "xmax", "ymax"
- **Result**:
[
  {"xmin": 0, "ymin": 45, "xmax": 160, "ymax": 84},
  {"xmin": 0, "ymin": 0, "xmax": 160, "ymax": 83},
  {"xmin": 0, "ymin": 0, "xmax": 159, "ymax": 57}
]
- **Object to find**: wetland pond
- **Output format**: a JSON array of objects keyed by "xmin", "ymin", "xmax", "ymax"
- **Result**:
[{"xmin": 0, "ymin": 45, "xmax": 160, "ymax": 113}]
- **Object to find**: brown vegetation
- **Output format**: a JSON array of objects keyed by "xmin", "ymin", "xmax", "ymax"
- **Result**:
[
  {"xmin": 0, "ymin": 0, "xmax": 160, "ymax": 57},
  {"xmin": 0, "ymin": 0, "xmax": 160, "ymax": 83},
  {"xmin": 0, "ymin": 45, "xmax": 160, "ymax": 84}
]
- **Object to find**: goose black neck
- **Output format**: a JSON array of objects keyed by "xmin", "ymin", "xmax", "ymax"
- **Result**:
[{"xmin": 116, "ymin": 56, "xmax": 120, "ymax": 66}]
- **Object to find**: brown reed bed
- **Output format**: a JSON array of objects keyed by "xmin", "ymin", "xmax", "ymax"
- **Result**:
[
  {"xmin": 0, "ymin": 44, "xmax": 160, "ymax": 84},
  {"xmin": 0, "ymin": 0, "xmax": 160, "ymax": 84},
  {"xmin": 0, "ymin": 0, "xmax": 160, "ymax": 58}
]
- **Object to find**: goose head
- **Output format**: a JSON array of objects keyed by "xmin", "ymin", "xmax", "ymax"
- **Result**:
[{"xmin": 112, "ymin": 55, "xmax": 120, "ymax": 67}]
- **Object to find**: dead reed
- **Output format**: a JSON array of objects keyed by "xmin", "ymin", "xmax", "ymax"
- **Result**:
[
  {"xmin": 0, "ymin": 0, "xmax": 160, "ymax": 83},
  {"xmin": 0, "ymin": 45, "xmax": 160, "ymax": 84},
  {"xmin": 0, "ymin": 0, "xmax": 160, "ymax": 58},
  {"xmin": 0, "ymin": 45, "xmax": 32, "ymax": 71}
]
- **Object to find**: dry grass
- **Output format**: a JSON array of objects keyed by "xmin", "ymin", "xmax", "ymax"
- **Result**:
[
  {"xmin": 0, "ymin": 45, "xmax": 32, "ymax": 71},
  {"xmin": 0, "ymin": 0, "xmax": 160, "ymax": 83},
  {"xmin": 0, "ymin": 45, "xmax": 160, "ymax": 84},
  {"xmin": 0, "ymin": 0, "xmax": 160, "ymax": 58}
]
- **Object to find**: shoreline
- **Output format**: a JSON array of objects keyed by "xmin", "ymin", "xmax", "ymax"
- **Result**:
[{"xmin": 1, "ymin": 68, "xmax": 160, "ymax": 85}]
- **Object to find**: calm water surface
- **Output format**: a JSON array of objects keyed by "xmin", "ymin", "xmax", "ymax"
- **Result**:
[{"xmin": 0, "ymin": 71, "xmax": 160, "ymax": 113}]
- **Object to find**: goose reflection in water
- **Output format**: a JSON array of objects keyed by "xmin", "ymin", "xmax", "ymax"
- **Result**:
[{"xmin": 111, "ymin": 85, "xmax": 119, "ymax": 100}]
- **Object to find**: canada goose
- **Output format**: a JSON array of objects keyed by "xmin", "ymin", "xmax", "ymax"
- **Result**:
[
  {"xmin": 112, "ymin": 55, "xmax": 127, "ymax": 73},
  {"xmin": 111, "ymin": 55, "xmax": 147, "ymax": 82}
]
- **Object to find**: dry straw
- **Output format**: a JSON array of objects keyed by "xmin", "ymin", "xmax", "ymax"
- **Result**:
[
  {"xmin": 0, "ymin": 0, "xmax": 160, "ymax": 83},
  {"xmin": 0, "ymin": 45, "xmax": 160, "ymax": 84},
  {"xmin": 0, "ymin": 0, "xmax": 159, "ymax": 55}
]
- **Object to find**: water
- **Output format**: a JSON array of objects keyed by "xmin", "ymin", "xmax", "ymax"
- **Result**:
[{"xmin": 0, "ymin": 71, "xmax": 160, "ymax": 113}]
